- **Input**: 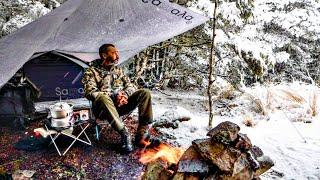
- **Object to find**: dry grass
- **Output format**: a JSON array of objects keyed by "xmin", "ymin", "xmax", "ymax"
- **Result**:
[
  {"xmin": 245, "ymin": 93, "xmax": 268, "ymax": 116},
  {"xmin": 279, "ymin": 89, "xmax": 306, "ymax": 104},
  {"xmin": 242, "ymin": 115, "xmax": 256, "ymax": 127},
  {"xmin": 218, "ymin": 85, "xmax": 236, "ymax": 100},
  {"xmin": 266, "ymin": 88, "xmax": 275, "ymax": 111},
  {"xmin": 309, "ymin": 91, "xmax": 318, "ymax": 117}
]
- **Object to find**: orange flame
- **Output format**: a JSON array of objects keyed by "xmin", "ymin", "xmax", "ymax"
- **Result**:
[{"xmin": 139, "ymin": 143, "xmax": 184, "ymax": 165}]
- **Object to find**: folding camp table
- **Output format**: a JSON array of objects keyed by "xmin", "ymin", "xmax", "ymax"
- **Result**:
[{"xmin": 44, "ymin": 119, "xmax": 92, "ymax": 156}]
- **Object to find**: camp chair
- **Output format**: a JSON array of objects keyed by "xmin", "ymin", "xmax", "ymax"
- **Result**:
[
  {"xmin": 91, "ymin": 115, "xmax": 132, "ymax": 141},
  {"xmin": 88, "ymin": 101, "xmax": 134, "ymax": 141}
]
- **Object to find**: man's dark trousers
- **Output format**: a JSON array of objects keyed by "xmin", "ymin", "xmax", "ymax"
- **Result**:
[{"xmin": 92, "ymin": 89, "xmax": 153, "ymax": 132}]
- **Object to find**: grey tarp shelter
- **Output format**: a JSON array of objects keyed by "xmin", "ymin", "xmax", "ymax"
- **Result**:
[{"xmin": 0, "ymin": 0, "xmax": 209, "ymax": 101}]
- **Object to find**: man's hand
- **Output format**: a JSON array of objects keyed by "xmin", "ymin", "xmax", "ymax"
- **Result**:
[{"xmin": 116, "ymin": 91, "xmax": 128, "ymax": 107}]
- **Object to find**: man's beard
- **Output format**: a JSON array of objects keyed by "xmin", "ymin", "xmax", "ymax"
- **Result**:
[
  {"xmin": 108, "ymin": 56, "xmax": 119, "ymax": 64},
  {"xmin": 103, "ymin": 57, "xmax": 119, "ymax": 67}
]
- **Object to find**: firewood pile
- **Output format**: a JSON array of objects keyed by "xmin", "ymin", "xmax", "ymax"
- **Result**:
[{"xmin": 141, "ymin": 121, "xmax": 274, "ymax": 180}]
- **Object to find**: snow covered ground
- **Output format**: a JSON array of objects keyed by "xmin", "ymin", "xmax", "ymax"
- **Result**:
[
  {"xmin": 1, "ymin": 0, "xmax": 320, "ymax": 178},
  {"xmin": 152, "ymin": 82, "xmax": 320, "ymax": 180}
]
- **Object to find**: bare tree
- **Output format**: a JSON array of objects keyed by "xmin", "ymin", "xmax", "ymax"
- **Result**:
[
  {"xmin": 208, "ymin": 0, "xmax": 218, "ymax": 128},
  {"xmin": 133, "ymin": 50, "xmax": 149, "ymax": 84}
]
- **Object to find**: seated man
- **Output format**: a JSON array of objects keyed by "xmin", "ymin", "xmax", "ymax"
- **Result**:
[{"xmin": 82, "ymin": 44, "xmax": 153, "ymax": 153}]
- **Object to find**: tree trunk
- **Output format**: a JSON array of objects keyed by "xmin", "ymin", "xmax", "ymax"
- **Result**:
[
  {"xmin": 134, "ymin": 50, "xmax": 149, "ymax": 84},
  {"xmin": 160, "ymin": 47, "xmax": 167, "ymax": 80},
  {"xmin": 134, "ymin": 54, "xmax": 141, "ymax": 78},
  {"xmin": 208, "ymin": 0, "xmax": 218, "ymax": 128},
  {"xmin": 156, "ymin": 49, "xmax": 160, "ymax": 78}
]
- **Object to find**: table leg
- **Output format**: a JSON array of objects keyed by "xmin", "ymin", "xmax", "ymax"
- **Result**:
[
  {"xmin": 61, "ymin": 123, "xmax": 92, "ymax": 155},
  {"xmin": 45, "ymin": 124, "xmax": 62, "ymax": 156}
]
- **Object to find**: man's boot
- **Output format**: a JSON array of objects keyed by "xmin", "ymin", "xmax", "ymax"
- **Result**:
[
  {"xmin": 119, "ymin": 127, "xmax": 133, "ymax": 153},
  {"xmin": 135, "ymin": 125, "xmax": 150, "ymax": 147},
  {"xmin": 135, "ymin": 124, "xmax": 160, "ymax": 148}
]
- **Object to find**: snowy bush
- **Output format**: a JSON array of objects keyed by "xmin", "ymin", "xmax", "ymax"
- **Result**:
[{"xmin": 0, "ymin": 0, "xmax": 62, "ymax": 38}]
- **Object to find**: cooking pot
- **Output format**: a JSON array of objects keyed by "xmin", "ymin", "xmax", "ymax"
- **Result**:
[
  {"xmin": 51, "ymin": 116, "xmax": 75, "ymax": 128},
  {"xmin": 49, "ymin": 102, "xmax": 73, "ymax": 119}
]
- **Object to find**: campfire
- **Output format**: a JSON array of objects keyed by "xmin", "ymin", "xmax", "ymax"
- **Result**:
[
  {"xmin": 139, "ymin": 143, "xmax": 184, "ymax": 165},
  {"xmin": 140, "ymin": 121, "xmax": 274, "ymax": 180}
]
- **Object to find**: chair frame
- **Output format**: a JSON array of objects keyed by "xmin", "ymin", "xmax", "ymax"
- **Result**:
[{"xmin": 44, "ymin": 119, "xmax": 92, "ymax": 156}]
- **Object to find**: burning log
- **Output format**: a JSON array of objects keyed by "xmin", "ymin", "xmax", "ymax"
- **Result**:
[
  {"xmin": 141, "ymin": 121, "xmax": 274, "ymax": 180},
  {"xmin": 139, "ymin": 143, "xmax": 184, "ymax": 165}
]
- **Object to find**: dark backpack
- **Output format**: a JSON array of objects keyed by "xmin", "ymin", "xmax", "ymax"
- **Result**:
[{"xmin": 0, "ymin": 74, "xmax": 40, "ymax": 129}]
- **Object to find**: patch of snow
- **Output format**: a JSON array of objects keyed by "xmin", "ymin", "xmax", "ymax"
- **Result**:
[
  {"xmin": 1, "ymin": 15, "xmax": 33, "ymax": 35},
  {"xmin": 154, "ymin": 83, "xmax": 320, "ymax": 179},
  {"xmin": 219, "ymin": 2, "xmax": 244, "ymax": 27},
  {"xmin": 154, "ymin": 106, "xmax": 192, "ymax": 122},
  {"xmin": 275, "ymin": 51, "xmax": 290, "ymax": 63},
  {"xmin": 27, "ymin": 2, "xmax": 50, "ymax": 20},
  {"xmin": 188, "ymin": 0, "xmax": 215, "ymax": 18}
]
